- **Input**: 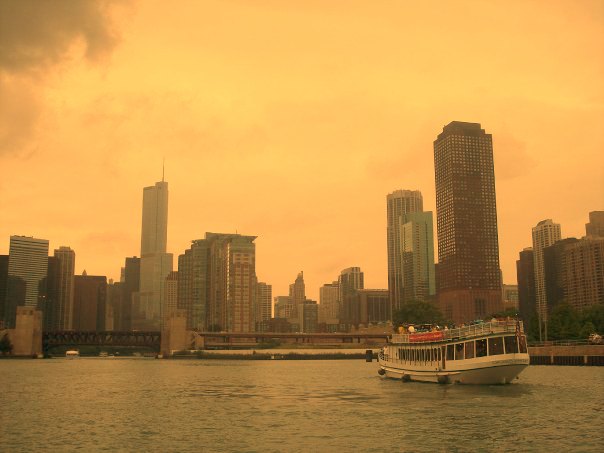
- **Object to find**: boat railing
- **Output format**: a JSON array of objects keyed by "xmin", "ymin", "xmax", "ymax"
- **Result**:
[{"xmin": 390, "ymin": 320, "xmax": 524, "ymax": 344}]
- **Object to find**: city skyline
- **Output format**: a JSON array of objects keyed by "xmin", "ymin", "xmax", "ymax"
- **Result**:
[{"xmin": 1, "ymin": 1, "xmax": 603, "ymax": 301}]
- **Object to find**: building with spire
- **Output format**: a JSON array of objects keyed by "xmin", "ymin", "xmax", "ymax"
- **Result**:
[{"xmin": 135, "ymin": 177, "xmax": 173, "ymax": 330}]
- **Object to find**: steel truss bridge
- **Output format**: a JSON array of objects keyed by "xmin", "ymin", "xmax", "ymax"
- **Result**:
[{"xmin": 43, "ymin": 330, "xmax": 161, "ymax": 352}]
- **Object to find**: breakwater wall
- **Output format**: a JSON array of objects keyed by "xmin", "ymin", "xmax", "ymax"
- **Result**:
[
  {"xmin": 170, "ymin": 348, "xmax": 378, "ymax": 360},
  {"xmin": 528, "ymin": 345, "xmax": 604, "ymax": 366}
]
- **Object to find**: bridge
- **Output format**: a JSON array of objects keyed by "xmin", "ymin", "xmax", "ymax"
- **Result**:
[
  {"xmin": 42, "ymin": 330, "xmax": 161, "ymax": 354},
  {"xmin": 194, "ymin": 331, "xmax": 390, "ymax": 348}
]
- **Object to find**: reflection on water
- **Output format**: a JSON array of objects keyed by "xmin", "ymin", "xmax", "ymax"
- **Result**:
[{"xmin": 1, "ymin": 359, "xmax": 603, "ymax": 452}]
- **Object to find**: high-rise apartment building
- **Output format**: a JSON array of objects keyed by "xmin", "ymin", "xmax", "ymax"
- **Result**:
[
  {"xmin": 433, "ymin": 121, "xmax": 503, "ymax": 323},
  {"xmin": 532, "ymin": 219, "xmax": 561, "ymax": 341},
  {"xmin": 401, "ymin": 211, "xmax": 436, "ymax": 303},
  {"xmin": 273, "ymin": 295, "xmax": 294, "ymax": 320},
  {"xmin": 543, "ymin": 238, "xmax": 579, "ymax": 312},
  {"xmin": 586, "ymin": 211, "xmax": 604, "ymax": 238},
  {"xmin": 4, "ymin": 236, "xmax": 49, "ymax": 328},
  {"xmin": 178, "ymin": 240, "xmax": 209, "ymax": 330},
  {"xmin": 163, "ymin": 271, "xmax": 178, "ymax": 329},
  {"xmin": 319, "ymin": 281, "xmax": 340, "ymax": 327},
  {"xmin": 387, "ymin": 190, "xmax": 423, "ymax": 311},
  {"xmin": 207, "ymin": 233, "xmax": 257, "ymax": 332},
  {"xmin": 255, "ymin": 282, "xmax": 272, "ymax": 329},
  {"xmin": 563, "ymin": 237, "xmax": 604, "ymax": 312},
  {"xmin": 136, "ymin": 180, "xmax": 173, "ymax": 330}
]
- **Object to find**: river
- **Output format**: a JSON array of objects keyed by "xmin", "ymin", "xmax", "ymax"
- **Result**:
[{"xmin": 1, "ymin": 358, "xmax": 602, "ymax": 452}]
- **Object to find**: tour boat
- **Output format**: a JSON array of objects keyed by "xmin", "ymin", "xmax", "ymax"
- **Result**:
[
  {"xmin": 65, "ymin": 350, "xmax": 80, "ymax": 358},
  {"xmin": 377, "ymin": 319, "xmax": 530, "ymax": 384}
]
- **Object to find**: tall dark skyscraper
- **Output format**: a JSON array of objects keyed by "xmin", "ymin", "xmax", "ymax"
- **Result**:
[
  {"xmin": 516, "ymin": 247, "xmax": 536, "ymax": 328},
  {"xmin": 434, "ymin": 121, "xmax": 503, "ymax": 323}
]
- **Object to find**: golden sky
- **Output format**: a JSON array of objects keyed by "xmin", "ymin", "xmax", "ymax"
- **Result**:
[{"xmin": 1, "ymin": 0, "xmax": 603, "ymax": 300}]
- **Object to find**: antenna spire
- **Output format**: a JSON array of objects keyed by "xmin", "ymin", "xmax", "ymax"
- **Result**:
[{"xmin": 162, "ymin": 158, "xmax": 165, "ymax": 182}]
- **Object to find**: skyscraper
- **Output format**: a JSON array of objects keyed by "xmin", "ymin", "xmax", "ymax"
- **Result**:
[
  {"xmin": 72, "ymin": 272, "xmax": 107, "ymax": 331},
  {"xmin": 177, "ymin": 240, "xmax": 209, "ymax": 330},
  {"xmin": 433, "ymin": 121, "xmax": 503, "ymax": 323},
  {"xmin": 289, "ymin": 271, "xmax": 305, "ymax": 306},
  {"xmin": 136, "ymin": 180, "xmax": 173, "ymax": 330},
  {"xmin": 319, "ymin": 281, "xmax": 339, "ymax": 329},
  {"xmin": 206, "ymin": 233, "xmax": 257, "ymax": 332},
  {"xmin": 52, "ymin": 246, "xmax": 75, "ymax": 330},
  {"xmin": 386, "ymin": 190, "xmax": 423, "ymax": 311},
  {"xmin": 4, "ymin": 236, "xmax": 49, "ymax": 328},
  {"xmin": 120, "ymin": 256, "xmax": 140, "ymax": 331},
  {"xmin": 255, "ymin": 282, "xmax": 272, "ymax": 329},
  {"xmin": 401, "ymin": 211, "xmax": 436, "ymax": 303},
  {"xmin": 516, "ymin": 247, "xmax": 536, "ymax": 328},
  {"xmin": 339, "ymin": 267, "xmax": 364, "ymax": 328},
  {"xmin": 163, "ymin": 271, "xmax": 178, "ymax": 329},
  {"xmin": 586, "ymin": 211, "xmax": 604, "ymax": 237},
  {"xmin": 562, "ymin": 237, "xmax": 604, "ymax": 312},
  {"xmin": 531, "ymin": 219, "xmax": 561, "ymax": 341}
]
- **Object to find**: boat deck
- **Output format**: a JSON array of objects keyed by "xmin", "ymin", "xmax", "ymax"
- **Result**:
[{"xmin": 390, "ymin": 320, "xmax": 523, "ymax": 344}]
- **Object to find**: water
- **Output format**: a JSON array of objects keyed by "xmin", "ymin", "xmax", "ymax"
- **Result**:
[{"xmin": 1, "ymin": 358, "xmax": 603, "ymax": 452}]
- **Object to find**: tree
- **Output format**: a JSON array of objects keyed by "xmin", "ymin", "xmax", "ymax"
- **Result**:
[
  {"xmin": 527, "ymin": 312, "xmax": 540, "ymax": 342},
  {"xmin": 579, "ymin": 321, "xmax": 596, "ymax": 340},
  {"xmin": 547, "ymin": 303, "xmax": 580, "ymax": 340},
  {"xmin": 581, "ymin": 305, "xmax": 604, "ymax": 334},
  {"xmin": 393, "ymin": 300, "xmax": 446, "ymax": 329},
  {"xmin": 0, "ymin": 334, "xmax": 13, "ymax": 355},
  {"xmin": 487, "ymin": 307, "xmax": 519, "ymax": 319}
]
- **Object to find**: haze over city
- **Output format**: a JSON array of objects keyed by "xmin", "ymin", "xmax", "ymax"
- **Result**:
[{"xmin": 1, "ymin": 0, "xmax": 602, "ymax": 300}]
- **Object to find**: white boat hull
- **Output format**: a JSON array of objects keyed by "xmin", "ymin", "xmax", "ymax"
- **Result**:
[{"xmin": 378, "ymin": 357, "xmax": 529, "ymax": 385}]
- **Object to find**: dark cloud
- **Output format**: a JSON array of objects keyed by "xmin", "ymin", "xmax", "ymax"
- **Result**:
[{"xmin": 0, "ymin": 0, "xmax": 121, "ymax": 73}]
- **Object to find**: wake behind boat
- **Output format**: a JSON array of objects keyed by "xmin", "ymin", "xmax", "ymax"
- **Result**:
[{"xmin": 378, "ymin": 319, "xmax": 530, "ymax": 384}]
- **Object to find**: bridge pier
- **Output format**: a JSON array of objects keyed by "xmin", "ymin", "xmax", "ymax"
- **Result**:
[
  {"xmin": 7, "ymin": 307, "xmax": 43, "ymax": 357},
  {"xmin": 161, "ymin": 310, "xmax": 191, "ymax": 357}
]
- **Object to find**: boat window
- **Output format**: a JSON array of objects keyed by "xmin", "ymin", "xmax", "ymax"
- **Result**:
[
  {"xmin": 455, "ymin": 343, "xmax": 464, "ymax": 360},
  {"xmin": 432, "ymin": 348, "xmax": 437, "ymax": 363},
  {"xmin": 421, "ymin": 348, "xmax": 425, "ymax": 363},
  {"xmin": 446, "ymin": 344, "xmax": 454, "ymax": 361},
  {"xmin": 519, "ymin": 335, "xmax": 528, "ymax": 353},
  {"xmin": 476, "ymin": 339, "xmax": 487, "ymax": 357},
  {"xmin": 504, "ymin": 336, "xmax": 517, "ymax": 354},
  {"xmin": 488, "ymin": 337, "xmax": 504, "ymax": 355},
  {"xmin": 465, "ymin": 341, "xmax": 475, "ymax": 359}
]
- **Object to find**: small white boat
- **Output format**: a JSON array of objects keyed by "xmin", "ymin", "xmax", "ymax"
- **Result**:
[
  {"xmin": 378, "ymin": 319, "xmax": 530, "ymax": 384},
  {"xmin": 65, "ymin": 350, "xmax": 80, "ymax": 358}
]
